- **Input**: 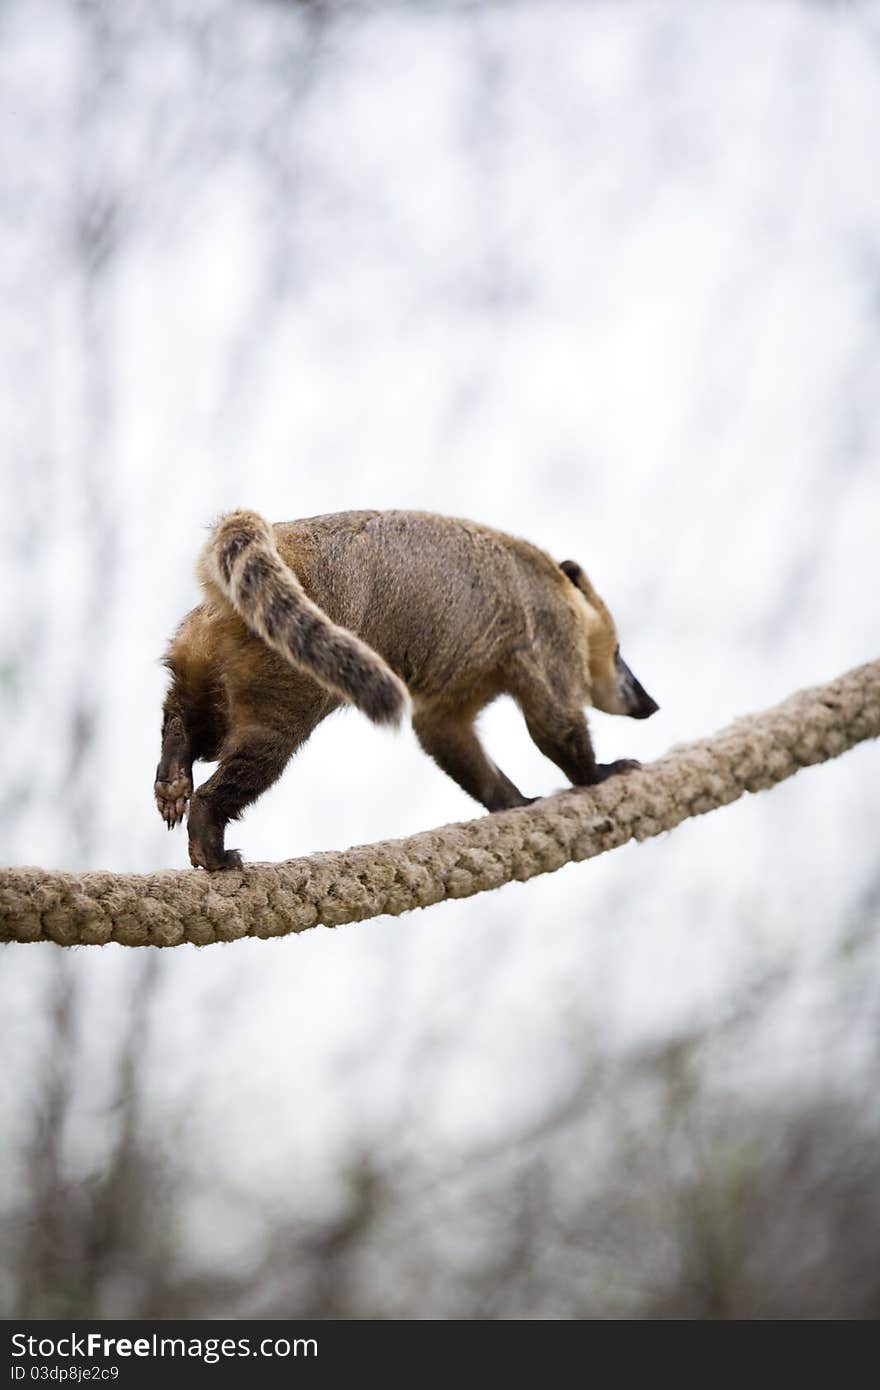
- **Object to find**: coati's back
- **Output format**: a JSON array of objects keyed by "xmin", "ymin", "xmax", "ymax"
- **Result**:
[{"xmin": 270, "ymin": 510, "xmax": 586, "ymax": 703}]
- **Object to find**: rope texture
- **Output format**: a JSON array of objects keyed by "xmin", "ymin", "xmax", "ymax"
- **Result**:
[{"xmin": 2, "ymin": 660, "xmax": 878, "ymax": 948}]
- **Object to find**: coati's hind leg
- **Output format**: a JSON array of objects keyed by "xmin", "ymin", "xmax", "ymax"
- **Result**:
[
  {"xmin": 413, "ymin": 709, "xmax": 533, "ymax": 812},
  {"xmin": 519, "ymin": 695, "xmax": 640, "ymax": 788},
  {"xmin": 156, "ymin": 614, "xmax": 226, "ymax": 829},
  {"xmin": 186, "ymin": 724, "xmax": 300, "ymax": 871},
  {"xmin": 155, "ymin": 712, "xmax": 195, "ymax": 829}
]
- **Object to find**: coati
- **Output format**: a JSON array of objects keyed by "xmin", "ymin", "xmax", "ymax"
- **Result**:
[{"xmin": 156, "ymin": 510, "xmax": 659, "ymax": 870}]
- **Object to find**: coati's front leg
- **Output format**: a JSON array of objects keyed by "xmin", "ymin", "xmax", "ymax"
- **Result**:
[
  {"xmin": 186, "ymin": 724, "xmax": 298, "ymax": 871},
  {"xmin": 155, "ymin": 712, "xmax": 194, "ymax": 828},
  {"xmin": 413, "ymin": 710, "xmax": 533, "ymax": 812},
  {"xmin": 523, "ymin": 703, "xmax": 640, "ymax": 786}
]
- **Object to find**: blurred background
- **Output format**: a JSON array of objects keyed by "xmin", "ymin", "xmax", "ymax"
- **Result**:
[{"xmin": 2, "ymin": 0, "xmax": 879, "ymax": 1319}]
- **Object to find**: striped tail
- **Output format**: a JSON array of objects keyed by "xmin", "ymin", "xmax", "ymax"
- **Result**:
[{"xmin": 198, "ymin": 510, "xmax": 408, "ymax": 726}]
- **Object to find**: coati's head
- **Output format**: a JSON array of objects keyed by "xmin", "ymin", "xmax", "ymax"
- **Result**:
[{"xmin": 559, "ymin": 559, "xmax": 659, "ymax": 720}]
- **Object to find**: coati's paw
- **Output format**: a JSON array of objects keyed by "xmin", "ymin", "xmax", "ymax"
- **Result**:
[
  {"xmin": 185, "ymin": 799, "xmax": 243, "ymax": 871},
  {"xmin": 154, "ymin": 770, "xmax": 193, "ymax": 828},
  {"xmin": 187, "ymin": 840, "xmax": 244, "ymax": 872},
  {"xmin": 593, "ymin": 758, "xmax": 642, "ymax": 784}
]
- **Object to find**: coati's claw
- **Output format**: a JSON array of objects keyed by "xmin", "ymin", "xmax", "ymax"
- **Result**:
[{"xmin": 154, "ymin": 773, "xmax": 193, "ymax": 828}]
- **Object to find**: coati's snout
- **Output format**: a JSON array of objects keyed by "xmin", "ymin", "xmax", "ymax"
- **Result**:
[
  {"xmin": 593, "ymin": 650, "xmax": 659, "ymax": 720},
  {"xmin": 618, "ymin": 654, "xmax": 659, "ymax": 719}
]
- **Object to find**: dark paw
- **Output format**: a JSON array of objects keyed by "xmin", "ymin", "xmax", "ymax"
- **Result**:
[
  {"xmin": 188, "ymin": 840, "xmax": 244, "ymax": 872},
  {"xmin": 155, "ymin": 768, "xmax": 193, "ymax": 828},
  {"xmin": 593, "ymin": 758, "xmax": 642, "ymax": 784},
  {"xmin": 185, "ymin": 795, "xmax": 242, "ymax": 871}
]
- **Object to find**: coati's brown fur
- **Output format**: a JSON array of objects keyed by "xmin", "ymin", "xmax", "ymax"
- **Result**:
[{"xmin": 156, "ymin": 510, "xmax": 658, "ymax": 870}]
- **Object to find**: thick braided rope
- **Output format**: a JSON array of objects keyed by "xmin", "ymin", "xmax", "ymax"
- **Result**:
[{"xmin": 2, "ymin": 660, "xmax": 878, "ymax": 948}]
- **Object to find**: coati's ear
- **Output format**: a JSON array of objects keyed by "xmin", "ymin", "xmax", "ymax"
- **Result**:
[
  {"xmin": 560, "ymin": 559, "xmax": 596, "ymax": 604},
  {"xmin": 560, "ymin": 559, "xmax": 583, "ymax": 586}
]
